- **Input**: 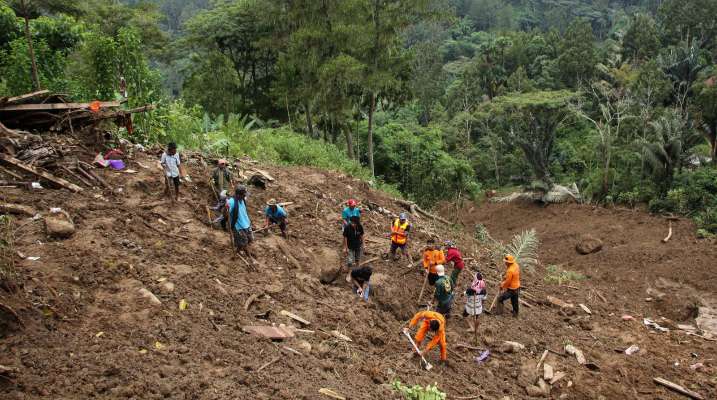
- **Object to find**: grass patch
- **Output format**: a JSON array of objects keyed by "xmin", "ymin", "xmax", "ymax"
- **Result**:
[
  {"xmin": 392, "ymin": 380, "xmax": 446, "ymax": 400},
  {"xmin": 544, "ymin": 264, "xmax": 587, "ymax": 285}
]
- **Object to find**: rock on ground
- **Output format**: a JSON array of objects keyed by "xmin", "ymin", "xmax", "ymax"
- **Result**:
[
  {"xmin": 45, "ymin": 216, "xmax": 75, "ymax": 239},
  {"xmin": 575, "ymin": 234, "xmax": 603, "ymax": 255}
]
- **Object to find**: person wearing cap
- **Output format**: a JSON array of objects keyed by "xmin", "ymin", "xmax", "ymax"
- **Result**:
[
  {"xmin": 343, "ymin": 215, "xmax": 364, "ymax": 283},
  {"xmin": 497, "ymin": 254, "xmax": 521, "ymax": 317},
  {"xmin": 341, "ymin": 199, "xmax": 361, "ymax": 229},
  {"xmin": 444, "ymin": 240, "xmax": 464, "ymax": 282},
  {"xmin": 433, "ymin": 265, "xmax": 456, "ymax": 316},
  {"xmin": 389, "ymin": 213, "xmax": 412, "ymax": 261},
  {"xmin": 264, "ymin": 199, "xmax": 288, "ymax": 237},
  {"xmin": 422, "ymin": 239, "xmax": 446, "ymax": 286},
  {"xmin": 212, "ymin": 159, "xmax": 233, "ymax": 198},
  {"xmin": 403, "ymin": 310, "xmax": 447, "ymax": 361},
  {"xmin": 226, "ymin": 185, "xmax": 254, "ymax": 258}
]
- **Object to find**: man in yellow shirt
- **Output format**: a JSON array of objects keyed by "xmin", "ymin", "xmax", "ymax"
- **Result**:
[
  {"xmin": 497, "ymin": 254, "xmax": 521, "ymax": 317},
  {"xmin": 403, "ymin": 310, "xmax": 447, "ymax": 361}
]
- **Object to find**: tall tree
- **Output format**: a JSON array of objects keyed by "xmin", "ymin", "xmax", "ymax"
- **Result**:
[
  {"xmin": 486, "ymin": 90, "xmax": 577, "ymax": 186},
  {"xmin": 557, "ymin": 18, "xmax": 596, "ymax": 88},
  {"xmin": 622, "ymin": 14, "xmax": 660, "ymax": 64},
  {"xmin": 8, "ymin": 0, "xmax": 80, "ymax": 90}
]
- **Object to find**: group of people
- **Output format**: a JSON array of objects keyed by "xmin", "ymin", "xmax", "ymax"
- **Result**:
[
  {"xmin": 159, "ymin": 144, "xmax": 522, "ymax": 365},
  {"xmin": 159, "ymin": 144, "xmax": 289, "ymax": 261}
]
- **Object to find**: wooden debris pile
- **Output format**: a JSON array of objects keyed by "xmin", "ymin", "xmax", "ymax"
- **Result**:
[
  {"xmin": 0, "ymin": 90, "xmax": 154, "ymax": 192},
  {"xmin": 0, "ymin": 90, "xmax": 152, "ymax": 133}
]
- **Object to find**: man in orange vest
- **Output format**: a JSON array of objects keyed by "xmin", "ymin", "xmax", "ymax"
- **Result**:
[
  {"xmin": 389, "ymin": 213, "xmax": 411, "ymax": 261},
  {"xmin": 497, "ymin": 254, "xmax": 521, "ymax": 317},
  {"xmin": 403, "ymin": 310, "xmax": 447, "ymax": 361},
  {"xmin": 422, "ymin": 239, "xmax": 446, "ymax": 286}
]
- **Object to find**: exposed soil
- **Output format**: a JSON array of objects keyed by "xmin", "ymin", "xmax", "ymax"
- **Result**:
[{"xmin": 1, "ymin": 140, "xmax": 716, "ymax": 399}]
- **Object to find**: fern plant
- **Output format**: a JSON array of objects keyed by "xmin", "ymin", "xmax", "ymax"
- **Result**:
[{"xmin": 475, "ymin": 225, "xmax": 540, "ymax": 271}]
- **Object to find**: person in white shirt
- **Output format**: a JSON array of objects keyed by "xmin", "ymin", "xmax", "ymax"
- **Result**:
[{"xmin": 159, "ymin": 142, "xmax": 186, "ymax": 201}]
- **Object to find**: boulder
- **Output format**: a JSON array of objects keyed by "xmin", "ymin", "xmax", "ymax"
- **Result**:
[
  {"xmin": 576, "ymin": 235, "xmax": 603, "ymax": 255},
  {"xmin": 45, "ymin": 216, "xmax": 75, "ymax": 239},
  {"xmin": 500, "ymin": 341, "xmax": 525, "ymax": 353},
  {"xmin": 137, "ymin": 288, "xmax": 162, "ymax": 306},
  {"xmin": 159, "ymin": 281, "xmax": 175, "ymax": 294}
]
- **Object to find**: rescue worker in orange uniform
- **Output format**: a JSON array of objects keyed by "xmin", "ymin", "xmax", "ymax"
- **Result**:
[
  {"xmin": 403, "ymin": 310, "xmax": 447, "ymax": 361},
  {"xmin": 389, "ymin": 213, "xmax": 411, "ymax": 261},
  {"xmin": 497, "ymin": 254, "xmax": 521, "ymax": 317},
  {"xmin": 422, "ymin": 239, "xmax": 446, "ymax": 286}
]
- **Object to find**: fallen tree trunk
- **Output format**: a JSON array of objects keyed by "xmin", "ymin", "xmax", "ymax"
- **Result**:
[
  {"xmin": 653, "ymin": 377, "xmax": 704, "ymax": 400},
  {"xmin": 393, "ymin": 198, "xmax": 451, "ymax": 225}
]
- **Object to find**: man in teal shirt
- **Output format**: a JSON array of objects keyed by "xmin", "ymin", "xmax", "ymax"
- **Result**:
[
  {"xmin": 341, "ymin": 199, "xmax": 361, "ymax": 229},
  {"xmin": 227, "ymin": 185, "xmax": 254, "ymax": 258},
  {"xmin": 264, "ymin": 198, "xmax": 288, "ymax": 237}
]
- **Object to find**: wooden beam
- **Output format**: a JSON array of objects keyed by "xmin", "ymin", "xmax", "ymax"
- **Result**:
[
  {"xmin": 0, "ymin": 101, "xmax": 121, "ymax": 111},
  {"xmin": 653, "ymin": 377, "xmax": 704, "ymax": 400},
  {"xmin": 0, "ymin": 90, "xmax": 50, "ymax": 105},
  {"xmin": 0, "ymin": 153, "xmax": 82, "ymax": 192}
]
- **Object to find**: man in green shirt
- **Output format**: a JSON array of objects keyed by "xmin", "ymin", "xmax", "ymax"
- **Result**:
[
  {"xmin": 433, "ymin": 264, "xmax": 455, "ymax": 317},
  {"xmin": 211, "ymin": 159, "xmax": 233, "ymax": 198}
]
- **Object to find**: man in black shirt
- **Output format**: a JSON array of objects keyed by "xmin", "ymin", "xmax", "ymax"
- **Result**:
[
  {"xmin": 343, "ymin": 216, "xmax": 364, "ymax": 281},
  {"xmin": 350, "ymin": 265, "xmax": 372, "ymax": 301}
]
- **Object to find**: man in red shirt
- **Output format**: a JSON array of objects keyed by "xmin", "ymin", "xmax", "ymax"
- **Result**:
[{"xmin": 444, "ymin": 240, "xmax": 464, "ymax": 282}]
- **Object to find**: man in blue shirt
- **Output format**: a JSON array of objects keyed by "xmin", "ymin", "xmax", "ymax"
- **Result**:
[
  {"xmin": 264, "ymin": 198, "xmax": 288, "ymax": 237},
  {"xmin": 341, "ymin": 199, "xmax": 361, "ymax": 229},
  {"xmin": 227, "ymin": 185, "xmax": 254, "ymax": 258}
]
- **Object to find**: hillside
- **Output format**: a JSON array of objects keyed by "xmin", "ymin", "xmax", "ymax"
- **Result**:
[{"xmin": 1, "ymin": 135, "xmax": 716, "ymax": 399}]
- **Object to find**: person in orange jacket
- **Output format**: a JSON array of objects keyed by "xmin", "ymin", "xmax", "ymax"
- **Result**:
[
  {"xmin": 497, "ymin": 254, "xmax": 521, "ymax": 317},
  {"xmin": 403, "ymin": 310, "xmax": 447, "ymax": 361},
  {"xmin": 422, "ymin": 239, "xmax": 446, "ymax": 286}
]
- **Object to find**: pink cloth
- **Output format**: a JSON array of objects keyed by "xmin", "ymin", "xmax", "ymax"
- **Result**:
[{"xmin": 470, "ymin": 277, "xmax": 486, "ymax": 293}]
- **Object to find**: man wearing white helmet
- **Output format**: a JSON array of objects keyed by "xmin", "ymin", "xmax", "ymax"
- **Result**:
[
  {"xmin": 389, "ymin": 212, "xmax": 412, "ymax": 261},
  {"xmin": 433, "ymin": 264, "xmax": 455, "ymax": 317}
]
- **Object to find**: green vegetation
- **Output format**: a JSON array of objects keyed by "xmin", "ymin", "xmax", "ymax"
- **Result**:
[
  {"xmin": 1, "ymin": 0, "xmax": 717, "ymax": 231},
  {"xmin": 544, "ymin": 265, "xmax": 588, "ymax": 285},
  {"xmin": 392, "ymin": 380, "xmax": 446, "ymax": 400}
]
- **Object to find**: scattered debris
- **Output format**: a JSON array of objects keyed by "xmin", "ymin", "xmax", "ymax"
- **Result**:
[
  {"xmin": 179, "ymin": 299, "xmax": 188, "ymax": 310},
  {"xmin": 579, "ymin": 304, "xmax": 592, "ymax": 315},
  {"xmin": 550, "ymin": 372, "xmax": 566, "ymax": 385},
  {"xmin": 242, "ymin": 325, "xmax": 295, "ymax": 340},
  {"xmin": 543, "ymin": 363, "xmax": 554, "ymax": 381},
  {"xmin": 662, "ymin": 220, "xmax": 673, "ymax": 243},
  {"xmin": 500, "ymin": 341, "xmax": 525, "ymax": 353},
  {"xmin": 546, "ymin": 295, "xmax": 574, "ymax": 308},
  {"xmin": 318, "ymin": 388, "xmax": 346, "ymax": 400},
  {"xmin": 624, "ymin": 345, "xmax": 640, "ymax": 355},
  {"xmin": 622, "ymin": 315, "xmax": 635, "ymax": 321},
  {"xmin": 331, "ymin": 330, "xmax": 352, "ymax": 342},
  {"xmin": 280, "ymin": 310, "xmax": 311, "ymax": 325},
  {"xmin": 256, "ymin": 356, "xmax": 280, "ymax": 372},
  {"xmin": 0, "ymin": 203, "xmax": 36, "ymax": 216},
  {"xmin": 137, "ymin": 288, "xmax": 161, "ymax": 306},
  {"xmin": 536, "ymin": 349, "xmax": 549, "ymax": 372},
  {"xmin": 475, "ymin": 350, "xmax": 490, "ymax": 364},
  {"xmin": 564, "ymin": 344, "xmax": 586, "ymax": 364},
  {"xmin": 0, "ymin": 153, "xmax": 82, "ymax": 192},
  {"xmin": 653, "ymin": 377, "xmax": 704, "ymax": 400},
  {"xmin": 644, "ymin": 318, "xmax": 669, "ymax": 333}
]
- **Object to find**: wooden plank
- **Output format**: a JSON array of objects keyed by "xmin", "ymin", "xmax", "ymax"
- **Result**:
[
  {"xmin": 1, "ymin": 90, "xmax": 50, "ymax": 105},
  {"xmin": 280, "ymin": 310, "xmax": 311, "ymax": 325},
  {"xmin": 543, "ymin": 363, "xmax": 554, "ymax": 381},
  {"xmin": 242, "ymin": 325, "xmax": 295, "ymax": 340},
  {"xmin": 0, "ymin": 101, "xmax": 121, "ymax": 111},
  {"xmin": 248, "ymin": 168, "xmax": 275, "ymax": 182},
  {"xmin": 536, "ymin": 349, "xmax": 549, "ymax": 372},
  {"xmin": 318, "ymin": 388, "xmax": 346, "ymax": 400},
  {"xmin": 78, "ymin": 162, "xmax": 111, "ymax": 190},
  {"xmin": 0, "ymin": 154, "xmax": 82, "ymax": 192},
  {"xmin": 653, "ymin": 377, "xmax": 704, "ymax": 400},
  {"xmin": 579, "ymin": 303, "xmax": 592, "ymax": 314},
  {"xmin": 549, "ymin": 371, "xmax": 566, "ymax": 385}
]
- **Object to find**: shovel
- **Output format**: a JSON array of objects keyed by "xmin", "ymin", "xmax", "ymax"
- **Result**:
[{"xmin": 402, "ymin": 330, "xmax": 433, "ymax": 371}]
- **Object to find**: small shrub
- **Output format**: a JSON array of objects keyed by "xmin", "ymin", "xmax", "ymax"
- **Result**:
[
  {"xmin": 617, "ymin": 190, "xmax": 639, "ymax": 208},
  {"xmin": 392, "ymin": 380, "xmax": 446, "ymax": 400},
  {"xmin": 544, "ymin": 265, "xmax": 587, "ymax": 285}
]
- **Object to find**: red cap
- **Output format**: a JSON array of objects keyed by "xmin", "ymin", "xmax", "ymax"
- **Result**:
[{"xmin": 347, "ymin": 199, "xmax": 357, "ymax": 207}]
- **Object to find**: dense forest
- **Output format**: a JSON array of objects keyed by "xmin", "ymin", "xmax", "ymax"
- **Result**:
[{"xmin": 1, "ymin": 0, "xmax": 716, "ymax": 234}]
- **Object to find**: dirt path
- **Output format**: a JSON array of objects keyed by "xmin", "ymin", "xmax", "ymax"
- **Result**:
[{"xmin": 1, "ymin": 144, "xmax": 715, "ymax": 399}]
